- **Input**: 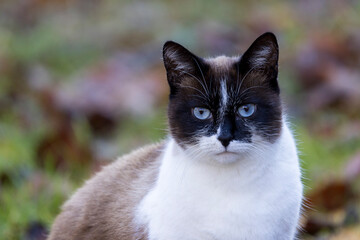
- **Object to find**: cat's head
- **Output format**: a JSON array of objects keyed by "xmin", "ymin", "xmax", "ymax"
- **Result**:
[{"xmin": 163, "ymin": 32, "xmax": 282, "ymax": 164}]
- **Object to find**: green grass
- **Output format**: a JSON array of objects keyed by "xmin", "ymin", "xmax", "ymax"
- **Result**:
[{"xmin": 295, "ymin": 124, "xmax": 360, "ymax": 192}]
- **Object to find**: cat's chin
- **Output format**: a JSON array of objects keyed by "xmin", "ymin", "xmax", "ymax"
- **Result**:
[
  {"xmin": 212, "ymin": 151, "xmax": 242, "ymax": 164},
  {"xmin": 176, "ymin": 135, "xmax": 255, "ymax": 165}
]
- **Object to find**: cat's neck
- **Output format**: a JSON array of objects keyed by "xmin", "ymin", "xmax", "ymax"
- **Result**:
[
  {"xmin": 160, "ymin": 120, "xmax": 298, "ymax": 189},
  {"xmin": 161, "ymin": 136, "xmax": 278, "ymax": 190}
]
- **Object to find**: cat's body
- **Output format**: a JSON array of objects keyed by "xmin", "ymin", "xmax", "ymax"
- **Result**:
[
  {"xmin": 48, "ymin": 33, "xmax": 303, "ymax": 240},
  {"xmin": 137, "ymin": 126, "xmax": 301, "ymax": 240}
]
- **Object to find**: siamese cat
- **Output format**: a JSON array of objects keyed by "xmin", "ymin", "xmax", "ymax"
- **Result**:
[{"xmin": 48, "ymin": 32, "xmax": 303, "ymax": 240}]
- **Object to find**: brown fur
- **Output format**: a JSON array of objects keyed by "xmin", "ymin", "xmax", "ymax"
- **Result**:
[{"xmin": 47, "ymin": 142, "xmax": 164, "ymax": 240}]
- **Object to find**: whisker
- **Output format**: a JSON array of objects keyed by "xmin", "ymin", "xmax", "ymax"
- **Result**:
[
  {"xmin": 180, "ymin": 70, "xmax": 209, "ymax": 97},
  {"xmin": 239, "ymin": 86, "xmax": 267, "ymax": 98},
  {"xmin": 192, "ymin": 57, "xmax": 210, "ymax": 94},
  {"xmin": 189, "ymin": 95, "xmax": 209, "ymax": 102},
  {"xmin": 237, "ymin": 66, "xmax": 258, "ymax": 95},
  {"xmin": 180, "ymin": 84, "xmax": 208, "ymax": 99}
]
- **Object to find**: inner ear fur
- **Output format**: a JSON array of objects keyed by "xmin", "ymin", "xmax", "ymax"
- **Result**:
[
  {"xmin": 163, "ymin": 41, "xmax": 206, "ymax": 95},
  {"xmin": 238, "ymin": 32, "xmax": 280, "ymax": 93}
]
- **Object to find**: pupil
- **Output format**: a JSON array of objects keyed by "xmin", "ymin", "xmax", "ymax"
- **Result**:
[{"xmin": 199, "ymin": 110, "xmax": 204, "ymax": 114}]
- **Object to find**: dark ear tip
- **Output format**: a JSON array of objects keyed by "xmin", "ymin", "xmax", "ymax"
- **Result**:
[
  {"xmin": 163, "ymin": 40, "xmax": 174, "ymax": 48},
  {"xmin": 257, "ymin": 32, "xmax": 278, "ymax": 47},
  {"xmin": 163, "ymin": 41, "xmax": 184, "ymax": 60},
  {"xmin": 261, "ymin": 32, "xmax": 277, "ymax": 38},
  {"xmin": 163, "ymin": 41, "xmax": 179, "ymax": 52}
]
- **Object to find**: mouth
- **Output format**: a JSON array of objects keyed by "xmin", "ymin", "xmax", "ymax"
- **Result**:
[{"xmin": 215, "ymin": 151, "xmax": 238, "ymax": 156}]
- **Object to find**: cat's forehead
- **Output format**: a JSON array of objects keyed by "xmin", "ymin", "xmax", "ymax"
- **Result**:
[
  {"xmin": 199, "ymin": 56, "xmax": 242, "ymax": 92},
  {"xmin": 205, "ymin": 56, "xmax": 239, "ymax": 68},
  {"xmin": 204, "ymin": 56, "xmax": 239, "ymax": 77}
]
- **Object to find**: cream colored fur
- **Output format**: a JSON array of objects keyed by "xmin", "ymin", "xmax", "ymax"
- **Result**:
[{"xmin": 47, "ymin": 143, "xmax": 164, "ymax": 240}]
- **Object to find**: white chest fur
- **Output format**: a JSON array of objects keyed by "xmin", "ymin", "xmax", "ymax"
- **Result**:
[{"xmin": 136, "ymin": 124, "xmax": 302, "ymax": 240}]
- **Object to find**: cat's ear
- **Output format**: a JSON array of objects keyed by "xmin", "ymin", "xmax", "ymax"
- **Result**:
[
  {"xmin": 163, "ymin": 41, "xmax": 204, "ymax": 94},
  {"xmin": 239, "ymin": 32, "xmax": 279, "ymax": 93}
]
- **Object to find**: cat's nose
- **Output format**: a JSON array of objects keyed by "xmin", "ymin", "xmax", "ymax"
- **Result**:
[
  {"xmin": 218, "ymin": 115, "xmax": 234, "ymax": 148},
  {"xmin": 218, "ymin": 135, "xmax": 231, "ymax": 147}
]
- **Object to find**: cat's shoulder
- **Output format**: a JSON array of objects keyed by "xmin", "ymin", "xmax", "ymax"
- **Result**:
[
  {"xmin": 109, "ymin": 141, "xmax": 166, "ymax": 174},
  {"xmin": 74, "ymin": 140, "xmax": 165, "ymax": 199},
  {"xmin": 48, "ymin": 141, "xmax": 165, "ymax": 240}
]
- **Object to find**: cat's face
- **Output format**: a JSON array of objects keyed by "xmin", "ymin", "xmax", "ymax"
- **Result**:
[{"xmin": 163, "ymin": 33, "xmax": 282, "ymax": 164}]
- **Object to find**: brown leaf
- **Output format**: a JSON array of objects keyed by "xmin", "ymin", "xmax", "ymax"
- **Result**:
[
  {"xmin": 307, "ymin": 180, "xmax": 353, "ymax": 212},
  {"xmin": 302, "ymin": 215, "xmax": 336, "ymax": 236},
  {"xmin": 36, "ymin": 113, "xmax": 93, "ymax": 170}
]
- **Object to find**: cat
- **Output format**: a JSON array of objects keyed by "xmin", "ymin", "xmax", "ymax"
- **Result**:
[{"xmin": 47, "ymin": 32, "xmax": 303, "ymax": 240}]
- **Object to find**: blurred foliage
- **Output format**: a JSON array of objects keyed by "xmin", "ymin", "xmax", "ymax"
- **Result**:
[{"xmin": 0, "ymin": 0, "xmax": 360, "ymax": 239}]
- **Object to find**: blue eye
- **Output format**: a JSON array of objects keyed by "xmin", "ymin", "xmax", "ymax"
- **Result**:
[
  {"xmin": 193, "ymin": 107, "xmax": 212, "ymax": 120},
  {"xmin": 238, "ymin": 104, "xmax": 256, "ymax": 117}
]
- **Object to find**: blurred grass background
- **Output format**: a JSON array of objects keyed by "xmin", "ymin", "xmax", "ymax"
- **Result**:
[{"xmin": 0, "ymin": 0, "xmax": 360, "ymax": 239}]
